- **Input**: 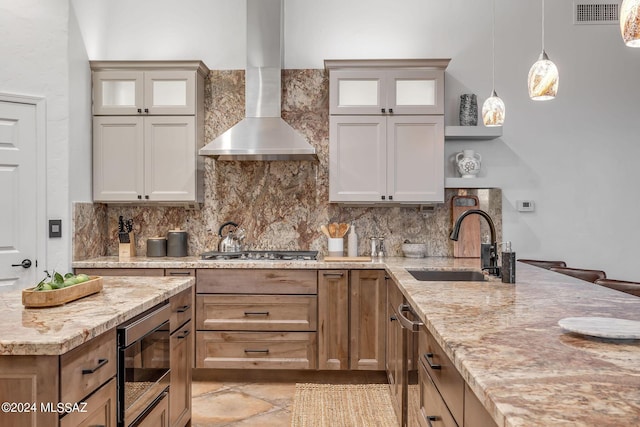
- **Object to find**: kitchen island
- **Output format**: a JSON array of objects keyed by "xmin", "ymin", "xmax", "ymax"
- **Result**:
[
  {"xmin": 72, "ymin": 256, "xmax": 640, "ymax": 426},
  {"xmin": 0, "ymin": 275, "xmax": 195, "ymax": 427},
  {"xmin": 0, "ymin": 275, "xmax": 194, "ymax": 355}
]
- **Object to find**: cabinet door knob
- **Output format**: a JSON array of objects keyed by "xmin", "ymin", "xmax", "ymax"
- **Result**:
[
  {"xmin": 389, "ymin": 108, "xmax": 394, "ymax": 114},
  {"xmin": 137, "ymin": 195, "xmax": 142, "ymax": 199},
  {"xmin": 381, "ymin": 108, "xmax": 386, "ymax": 113},
  {"xmin": 144, "ymin": 108, "xmax": 149, "ymax": 113},
  {"xmin": 381, "ymin": 195, "xmax": 386, "ymax": 200},
  {"xmin": 389, "ymin": 195, "xmax": 393, "ymax": 201},
  {"xmin": 145, "ymin": 195, "xmax": 149, "ymax": 200},
  {"xmin": 137, "ymin": 108, "xmax": 142, "ymax": 114}
]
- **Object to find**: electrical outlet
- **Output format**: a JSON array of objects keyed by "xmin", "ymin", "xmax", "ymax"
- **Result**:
[
  {"xmin": 516, "ymin": 200, "xmax": 535, "ymax": 212},
  {"xmin": 49, "ymin": 219, "xmax": 62, "ymax": 238}
]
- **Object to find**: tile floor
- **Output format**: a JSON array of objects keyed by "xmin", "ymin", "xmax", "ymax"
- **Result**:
[{"xmin": 191, "ymin": 381, "xmax": 296, "ymax": 427}]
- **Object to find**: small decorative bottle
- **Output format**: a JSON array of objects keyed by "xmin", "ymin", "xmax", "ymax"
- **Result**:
[
  {"xmin": 501, "ymin": 242, "xmax": 516, "ymax": 284},
  {"xmin": 348, "ymin": 224, "xmax": 358, "ymax": 257}
]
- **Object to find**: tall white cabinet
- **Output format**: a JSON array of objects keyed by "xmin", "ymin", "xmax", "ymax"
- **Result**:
[
  {"xmin": 325, "ymin": 59, "xmax": 449, "ymax": 204},
  {"xmin": 90, "ymin": 61, "xmax": 209, "ymax": 204}
]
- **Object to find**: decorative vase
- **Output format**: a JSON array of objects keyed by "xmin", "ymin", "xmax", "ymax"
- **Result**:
[
  {"xmin": 459, "ymin": 94, "xmax": 478, "ymax": 126},
  {"xmin": 456, "ymin": 149, "xmax": 482, "ymax": 178}
]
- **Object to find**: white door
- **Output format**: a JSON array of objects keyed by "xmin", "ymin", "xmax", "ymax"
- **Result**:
[{"xmin": 0, "ymin": 100, "xmax": 38, "ymax": 290}]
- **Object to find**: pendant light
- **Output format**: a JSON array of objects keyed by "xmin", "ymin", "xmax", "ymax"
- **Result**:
[
  {"xmin": 482, "ymin": 0, "xmax": 505, "ymax": 127},
  {"xmin": 528, "ymin": 0, "xmax": 558, "ymax": 100},
  {"xmin": 620, "ymin": 0, "xmax": 640, "ymax": 47}
]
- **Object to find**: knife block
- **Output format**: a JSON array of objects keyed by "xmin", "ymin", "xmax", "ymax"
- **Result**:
[{"xmin": 119, "ymin": 233, "xmax": 136, "ymax": 259}]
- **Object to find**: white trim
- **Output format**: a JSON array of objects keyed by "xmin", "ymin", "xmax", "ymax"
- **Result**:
[{"xmin": 0, "ymin": 93, "xmax": 47, "ymax": 278}]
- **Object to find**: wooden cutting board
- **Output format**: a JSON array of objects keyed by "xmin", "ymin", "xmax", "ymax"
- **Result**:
[{"xmin": 452, "ymin": 195, "xmax": 481, "ymax": 258}]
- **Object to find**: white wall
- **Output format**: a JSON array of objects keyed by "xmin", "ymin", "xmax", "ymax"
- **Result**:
[
  {"xmin": 0, "ymin": 0, "xmax": 81, "ymax": 274},
  {"xmin": 30, "ymin": 0, "xmax": 640, "ymax": 280}
]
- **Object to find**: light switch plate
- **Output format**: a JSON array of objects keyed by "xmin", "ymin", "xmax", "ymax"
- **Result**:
[{"xmin": 49, "ymin": 219, "xmax": 62, "ymax": 238}]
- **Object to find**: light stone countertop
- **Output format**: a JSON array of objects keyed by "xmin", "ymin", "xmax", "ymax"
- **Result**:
[
  {"xmin": 0, "ymin": 275, "xmax": 194, "ymax": 356},
  {"xmin": 73, "ymin": 256, "xmax": 640, "ymax": 425}
]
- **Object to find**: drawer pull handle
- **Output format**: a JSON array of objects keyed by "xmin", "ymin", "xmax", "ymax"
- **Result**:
[
  {"xmin": 244, "ymin": 311, "xmax": 269, "ymax": 316},
  {"xmin": 322, "ymin": 272, "xmax": 344, "ymax": 278},
  {"xmin": 169, "ymin": 271, "xmax": 192, "ymax": 276},
  {"xmin": 244, "ymin": 349, "xmax": 269, "ymax": 354},
  {"xmin": 177, "ymin": 329, "xmax": 190, "ymax": 339},
  {"xmin": 82, "ymin": 358, "xmax": 108, "ymax": 375},
  {"xmin": 177, "ymin": 305, "xmax": 191, "ymax": 313},
  {"xmin": 390, "ymin": 315, "xmax": 397, "ymax": 322},
  {"xmin": 426, "ymin": 415, "xmax": 438, "ymax": 427},
  {"xmin": 424, "ymin": 353, "xmax": 441, "ymax": 370}
]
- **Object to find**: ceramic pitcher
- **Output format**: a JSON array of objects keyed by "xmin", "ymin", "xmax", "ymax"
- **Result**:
[{"xmin": 456, "ymin": 149, "xmax": 482, "ymax": 178}]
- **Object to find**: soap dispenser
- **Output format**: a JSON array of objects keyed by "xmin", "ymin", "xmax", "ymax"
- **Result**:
[
  {"xmin": 500, "ymin": 242, "xmax": 516, "ymax": 283},
  {"xmin": 348, "ymin": 223, "xmax": 358, "ymax": 257}
]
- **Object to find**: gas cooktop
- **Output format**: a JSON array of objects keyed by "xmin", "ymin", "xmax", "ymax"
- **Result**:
[{"xmin": 200, "ymin": 250, "xmax": 318, "ymax": 261}]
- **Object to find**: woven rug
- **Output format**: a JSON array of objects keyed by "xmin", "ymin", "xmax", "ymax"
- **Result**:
[{"xmin": 290, "ymin": 383, "xmax": 399, "ymax": 427}]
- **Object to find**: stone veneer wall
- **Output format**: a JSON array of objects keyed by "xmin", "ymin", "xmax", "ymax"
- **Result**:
[{"xmin": 73, "ymin": 70, "xmax": 501, "ymax": 259}]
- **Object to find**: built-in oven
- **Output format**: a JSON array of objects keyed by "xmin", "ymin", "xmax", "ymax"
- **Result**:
[
  {"xmin": 396, "ymin": 303, "xmax": 423, "ymax": 427},
  {"xmin": 117, "ymin": 302, "xmax": 171, "ymax": 427}
]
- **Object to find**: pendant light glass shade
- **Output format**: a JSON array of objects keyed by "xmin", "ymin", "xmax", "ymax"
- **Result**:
[
  {"xmin": 528, "ymin": 0, "xmax": 558, "ymax": 101},
  {"xmin": 527, "ymin": 50, "xmax": 559, "ymax": 100},
  {"xmin": 620, "ymin": 0, "xmax": 640, "ymax": 47},
  {"xmin": 482, "ymin": 90, "xmax": 505, "ymax": 127}
]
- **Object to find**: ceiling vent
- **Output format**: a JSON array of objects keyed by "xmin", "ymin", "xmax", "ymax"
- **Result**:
[{"xmin": 574, "ymin": 2, "xmax": 619, "ymax": 24}]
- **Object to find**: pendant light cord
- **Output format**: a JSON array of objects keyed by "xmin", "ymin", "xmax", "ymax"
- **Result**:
[
  {"xmin": 491, "ymin": 0, "xmax": 496, "ymax": 91},
  {"xmin": 541, "ymin": 0, "xmax": 545, "ymax": 51}
]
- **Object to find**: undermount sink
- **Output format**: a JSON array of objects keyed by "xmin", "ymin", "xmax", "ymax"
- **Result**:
[{"xmin": 407, "ymin": 269, "xmax": 486, "ymax": 282}]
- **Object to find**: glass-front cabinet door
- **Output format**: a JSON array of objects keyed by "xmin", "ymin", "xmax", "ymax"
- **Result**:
[
  {"xmin": 387, "ymin": 69, "xmax": 444, "ymax": 115},
  {"xmin": 144, "ymin": 71, "xmax": 196, "ymax": 115},
  {"xmin": 93, "ymin": 71, "xmax": 144, "ymax": 115},
  {"xmin": 93, "ymin": 70, "xmax": 196, "ymax": 115},
  {"xmin": 329, "ymin": 69, "xmax": 444, "ymax": 115},
  {"xmin": 329, "ymin": 70, "xmax": 386, "ymax": 115}
]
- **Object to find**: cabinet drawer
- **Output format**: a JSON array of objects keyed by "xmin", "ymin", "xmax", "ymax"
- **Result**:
[
  {"xmin": 418, "ymin": 360, "xmax": 458, "ymax": 427},
  {"xmin": 195, "ymin": 331, "xmax": 317, "ymax": 370},
  {"xmin": 60, "ymin": 377, "xmax": 117, "ymax": 427},
  {"xmin": 197, "ymin": 269, "xmax": 317, "ymax": 294},
  {"xmin": 197, "ymin": 295, "xmax": 317, "ymax": 331},
  {"xmin": 61, "ymin": 329, "xmax": 117, "ymax": 405},
  {"xmin": 170, "ymin": 287, "xmax": 193, "ymax": 333},
  {"xmin": 419, "ymin": 327, "xmax": 464, "ymax": 425}
]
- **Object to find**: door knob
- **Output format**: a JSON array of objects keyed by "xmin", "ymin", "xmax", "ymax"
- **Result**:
[{"xmin": 11, "ymin": 259, "xmax": 32, "ymax": 268}]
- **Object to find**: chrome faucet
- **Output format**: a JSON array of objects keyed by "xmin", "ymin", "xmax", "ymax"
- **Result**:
[{"xmin": 450, "ymin": 209, "xmax": 500, "ymax": 277}]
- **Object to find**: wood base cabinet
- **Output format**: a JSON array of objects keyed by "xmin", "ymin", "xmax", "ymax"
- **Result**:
[
  {"xmin": 195, "ymin": 269, "xmax": 318, "ymax": 370},
  {"xmin": 169, "ymin": 287, "xmax": 193, "ymax": 427},
  {"xmin": 0, "ymin": 330, "xmax": 117, "ymax": 427},
  {"xmin": 318, "ymin": 270, "xmax": 387, "ymax": 371},
  {"xmin": 417, "ymin": 326, "xmax": 497, "ymax": 427}
]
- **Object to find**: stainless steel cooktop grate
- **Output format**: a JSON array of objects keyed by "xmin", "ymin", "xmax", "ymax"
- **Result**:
[{"xmin": 200, "ymin": 250, "xmax": 318, "ymax": 261}]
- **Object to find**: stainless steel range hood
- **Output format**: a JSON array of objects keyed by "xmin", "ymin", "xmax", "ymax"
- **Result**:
[{"xmin": 199, "ymin": 0, "xmax": 317, "ymax": 161}]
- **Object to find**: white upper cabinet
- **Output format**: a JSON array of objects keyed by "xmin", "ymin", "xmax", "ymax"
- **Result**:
[
  {"xmin": 326, "ymin": 59, "xmax": 449, "ymax": 204},
  {"xmin": 327, "ymin": 60, "xmax": 446, "ymax": 116},
  {"xmin": 90, "ymin": 61, "xmax": 209, "ymax": 205},
  {"xmin": 92, "ymin": 62, "xmax": 201, "ymax": 115}
]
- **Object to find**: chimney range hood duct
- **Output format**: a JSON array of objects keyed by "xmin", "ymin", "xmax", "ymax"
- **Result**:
[{"xmin": 199, "ymin": 0, "xmax": 317, "ymax": 161}]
